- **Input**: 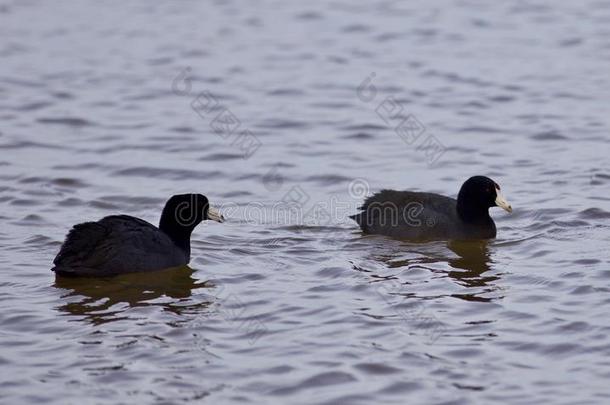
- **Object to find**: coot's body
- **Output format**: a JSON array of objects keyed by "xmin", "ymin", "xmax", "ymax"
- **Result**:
[
  {"xmin": 52, "ymin": 215, "xmax": 190, "ymax": 277},
  {"xmin": 52, "ymin": 194, "xmax": 224, "ymax": 277},
  {"xmin": 350, "ymin": 176, "xmax": 512, "ymax": 241}
]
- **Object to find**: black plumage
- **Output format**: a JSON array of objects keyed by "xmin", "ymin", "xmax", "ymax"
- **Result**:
[
  {"xmin": 350, "ymin": 176, "xmax": 512, "ymax": 240},
  {"xmin": 52, "ymin": 194, "xmax": 224, "ymax": 277}
]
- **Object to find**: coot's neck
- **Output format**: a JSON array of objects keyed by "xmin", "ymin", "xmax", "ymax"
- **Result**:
[
  {"xmin": 158, "ymin": 216, "xmax": 194, "ymax": 259},
  {"xmin": 456, "ymin": 199, "xmax": 492, "ymax": 225}
]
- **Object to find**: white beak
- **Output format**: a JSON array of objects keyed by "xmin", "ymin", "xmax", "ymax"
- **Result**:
[
  {"xmin": 207, "ymin": 206, "xmax": 225, "ymax": 223},
  {"xmin": 495, "ymin": 191, "xmax": 512, "ymax": 213}
]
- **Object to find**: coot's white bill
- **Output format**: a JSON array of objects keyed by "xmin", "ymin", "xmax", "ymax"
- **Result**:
[
  {"xmin": 495, "ymin": 190, "xmax": 512, "ymax": 213},
  {"xmin": 208, "ymin": 207, "xmax": 225, "ymax": 222}
]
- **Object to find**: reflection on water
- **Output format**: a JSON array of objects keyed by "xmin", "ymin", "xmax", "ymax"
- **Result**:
[
  {"xmin": 447, "ymin": 240, "xmax": 499, "ymax": 302},
  {"xmin": 362, "ymin": 238, "xmax": 498, "ymax": 302},
  {"xmin": 54, "ymin": 266, "xmax": 213, "ymax": 324}
]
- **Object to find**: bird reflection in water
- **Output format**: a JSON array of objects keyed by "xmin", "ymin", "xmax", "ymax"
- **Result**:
[
  {"xmin": 54, "ymin": 265, "xmax": 214, "ymax": 324},
  {"xmin": 360, "ymin": 238, "xmax": 500, "ymax": 302},
  {"xmin": 447, "ymin": 240, "xmax": 500, "ymax": 302}
]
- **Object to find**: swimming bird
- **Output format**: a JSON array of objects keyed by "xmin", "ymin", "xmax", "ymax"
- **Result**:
[
  {"xmin": 52, "ymin": 194, "xmax": 224, "ymax": 277},
  {"xmin": 350, "ymin": 176, "xmax": 512, "ymax": 240}
]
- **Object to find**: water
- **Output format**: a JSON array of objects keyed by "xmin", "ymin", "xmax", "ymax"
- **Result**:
[{"xmin": 1, "ymin": 1, "xmax": 610, "ymax": 403}]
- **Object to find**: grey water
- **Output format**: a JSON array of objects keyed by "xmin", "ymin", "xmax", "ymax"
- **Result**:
[{"xmin": 1, "ymin": 1, "xmax": 610, "ymax": 404}]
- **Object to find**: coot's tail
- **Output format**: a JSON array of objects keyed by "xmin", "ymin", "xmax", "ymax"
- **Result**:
[
  {"xmin": 349, "ymin": 212, "xmax": 366, "ymax": 231},
  {"xmin": 52, "ymin": 265, "xmax": 104, "ymax": 277}
]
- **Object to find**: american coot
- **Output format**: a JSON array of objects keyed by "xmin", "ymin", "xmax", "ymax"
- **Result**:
[
  {"xmin": 350, "ymin": 176, "xmax": 512, "ymax": 240},
  {"xmin": 52, "ymin": 194, "xmax": 224, "ymax": 277}
]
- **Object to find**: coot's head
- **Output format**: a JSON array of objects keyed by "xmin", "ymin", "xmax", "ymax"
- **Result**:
[
  {"xmin": 158, "ymin": 193, "xmax": 224, "ymax": 256},
  {"xmin": 160, "ymin": 193, "xmax": 224, "ymax": 232},
  {"xmin": 457, "ymin": 176, "xmax": 512, "ymax": 220}
]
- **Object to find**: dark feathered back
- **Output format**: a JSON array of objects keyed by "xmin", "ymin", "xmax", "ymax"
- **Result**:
[{"xmin": 349, "ymin": 176, "xmax": 509, "ymax": 240}]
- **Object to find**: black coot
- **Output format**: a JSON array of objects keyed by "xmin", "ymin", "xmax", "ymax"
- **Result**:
[
  {"xmin": 52, "ymin": 194, "xmax": 224, "ymax": 277},
  {"xmin": 350, "ymin": 176, "xmax": 512, "ymax": 240}
]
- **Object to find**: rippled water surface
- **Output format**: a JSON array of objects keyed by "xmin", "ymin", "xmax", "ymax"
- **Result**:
[{"xmin": 1, "ymin": 1, "xmax": 610, "ymax": 404}]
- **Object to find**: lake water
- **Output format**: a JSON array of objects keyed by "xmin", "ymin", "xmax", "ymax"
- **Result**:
[{"xmin": 1, "ymin": 1, "xmax": 610, "ymax": 404}]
